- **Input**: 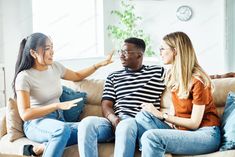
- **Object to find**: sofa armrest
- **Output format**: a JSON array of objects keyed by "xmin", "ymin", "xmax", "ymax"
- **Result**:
[{"xmin": 0, "ymin": 107, "xmax": 7, "ymax": 138}]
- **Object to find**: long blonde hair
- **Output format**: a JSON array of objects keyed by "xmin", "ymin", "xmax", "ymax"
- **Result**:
[{"xmin": 163, "ymin": 32, "xmax": 212, "ymax": 98}]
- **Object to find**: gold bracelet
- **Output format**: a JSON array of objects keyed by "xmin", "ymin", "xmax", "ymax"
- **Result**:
[{"xmin": 93, "ymin": 64, "xmax": 98, "ymax": 70}]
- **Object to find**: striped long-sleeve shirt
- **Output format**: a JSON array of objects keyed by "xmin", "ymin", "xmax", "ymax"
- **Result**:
[{"xmin": 102, "ymin": 65, "xmax": 165, "ymax": 117}]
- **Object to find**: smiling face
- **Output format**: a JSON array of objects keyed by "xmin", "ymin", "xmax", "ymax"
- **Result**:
[
  {"xmin": 33, "ymin": 38, "xmax": 54, "ymax": 66},
  {"xmin": 160, "ymin": 40, "xmax": 175, "ymax": 65},
  {"xmin": 119, "ymin": 42, "xmax": 143, "ymax": 70},
  {"xmin": 41, "ymin": 39, "xmax": 54, "ymax": 65}
]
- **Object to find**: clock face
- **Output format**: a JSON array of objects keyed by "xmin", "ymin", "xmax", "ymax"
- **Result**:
[{"xmin": 176, "ymin": 5, "xmax": 193, "ymax": 21}]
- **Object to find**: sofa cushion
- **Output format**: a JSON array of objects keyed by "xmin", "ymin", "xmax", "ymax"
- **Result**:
[
  {"xmin": 60, "ymin": 86, "xmax": 87, "ymax": 122},
  {"xmin": 0, "ymin": 135, "xmax": 39, "ymax": 155},
  {"xmin": 79, "ymin": 104, "xmax": 103, "ymax": 119},
  {"xmin": 220, "ymin": 92, "xmax": 235, "ymax": 151},
  {"xmin": 73, "ymin": 79, "xmax": 105, "ymax": 106},
  {"xmin": 5, "ymin": 98, "xmax": 25, "ymax": 142}
]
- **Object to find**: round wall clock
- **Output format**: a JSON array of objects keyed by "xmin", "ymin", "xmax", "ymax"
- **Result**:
[{"xmin": 176, "ymin": 5, "xmax": 193, "ymax": 22}]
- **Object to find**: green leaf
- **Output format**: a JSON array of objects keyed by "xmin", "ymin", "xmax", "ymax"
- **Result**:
[{"xmin": 107, "ymin": 0, "xmax": 156, "ymax": 57}]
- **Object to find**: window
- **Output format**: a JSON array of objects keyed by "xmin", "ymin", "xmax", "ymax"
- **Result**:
[{"xmin": 32, "ymin": 0, "xmax": 104, "ymax": 60}]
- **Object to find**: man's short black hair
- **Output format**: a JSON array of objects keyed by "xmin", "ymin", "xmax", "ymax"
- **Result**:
[{"xmin": 124, "ymin": 37, "xmax": 146, "ymax": 52}]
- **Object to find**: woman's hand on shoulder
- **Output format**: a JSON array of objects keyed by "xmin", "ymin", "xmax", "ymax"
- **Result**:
[{"xmin": 56, "ymin": 98, "xmax": 82, "ymax": 110}]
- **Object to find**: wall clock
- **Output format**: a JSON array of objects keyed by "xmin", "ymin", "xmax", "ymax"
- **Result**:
[{"xmin": 176, "ymin": 5, "xmax": 193, "ymax": 21}]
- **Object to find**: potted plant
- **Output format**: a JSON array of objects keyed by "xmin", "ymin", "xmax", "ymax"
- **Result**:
[{"xmin": 107, "ymin": 0, "xmax": 155, "ymax": 57}]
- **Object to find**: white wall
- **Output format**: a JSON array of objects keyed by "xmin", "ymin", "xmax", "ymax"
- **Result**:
[
  {"xmin": 0, "ymin": 0, "xmax": 33, "ymax": 102},
  {"xmin": 0, "ymin": 0, "xmax": 3, "ymax": 63},
  {"xmin": 103, "ymin": 0, "xmax": 228, "ymax": 75},
  {"xmin": 103, "ymin": 0, "xmax": 120, "ymax": 53},
  {"xmin": 0, "ymin": 0, "xmax": 234, "ymax": 106}
]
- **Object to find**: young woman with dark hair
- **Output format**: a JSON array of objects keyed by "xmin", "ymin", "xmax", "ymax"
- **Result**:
[{"xmin": 12, "ymin": 32, "xmax": 113, "ymax": 157}]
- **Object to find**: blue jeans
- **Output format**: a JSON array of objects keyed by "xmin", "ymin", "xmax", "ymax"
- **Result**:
[
  {"xmin": 135, "ymin": 111, "xmax": 221, "ymax": 157},
  {"xmin": 23, "ymin": 110, "xmax": 79, "ymax": 157},
  {"xmin": 78, "ymin": 115, "xmax": 137, "ymax": 157}
]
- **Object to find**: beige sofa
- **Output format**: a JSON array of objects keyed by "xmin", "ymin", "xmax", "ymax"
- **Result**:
[{"xmin": 0, "ymin": 77, "xmax": 235, "ymax": 157}]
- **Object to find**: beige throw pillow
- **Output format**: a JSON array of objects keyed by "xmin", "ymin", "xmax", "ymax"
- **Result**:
[
  {"xmin": 0, "ymin": 112, "xmax": 7, "ymax": 138},
  {"xmin": 6, "ymin": 98, "xmax": 25, "ymax": 142}
]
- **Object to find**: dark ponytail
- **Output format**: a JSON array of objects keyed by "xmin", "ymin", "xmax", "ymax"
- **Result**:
[
  {"xmin": 15, "ymin": 38, "xmax": 27, "ymax": 76},
  {"xmin": 12, "ymin": 33, "xmax": 48, "ymax": 98}
]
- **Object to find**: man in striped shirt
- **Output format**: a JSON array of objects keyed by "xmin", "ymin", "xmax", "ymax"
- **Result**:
[{"xmin": 78, "ymin": 37, "xmax": 165, "ymax": 157}]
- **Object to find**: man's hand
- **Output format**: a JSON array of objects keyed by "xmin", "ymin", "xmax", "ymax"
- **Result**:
[
  {"xmin": 101, "ymin": 99, "xmax": 118, "ymax": 131},
  {"xmin": 107, "ymin": 113, "xmax": 120, "ymax": 132}
]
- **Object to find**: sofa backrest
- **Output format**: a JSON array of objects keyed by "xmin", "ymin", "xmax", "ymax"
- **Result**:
[
  {"xmin": 212, "ymin": 78, "xmax": 235, "ymax": 106},
  {"xmin": 1, "ymin": 78, "xmax": 235, "ymax": 138},
  {"xmin": 62, "ymin": 79, "xmax": 105, "ymax": 119},
  {"xmin": 67, "ymin": 77, "xmax": 235, "ymax": 118},
  {"xmin": 212, "ymin": 78, "xmax": 235, "ymax": 116},
  {"xmin": 71, "ymin": 79, "xmax": 105, "ymax": 106}
]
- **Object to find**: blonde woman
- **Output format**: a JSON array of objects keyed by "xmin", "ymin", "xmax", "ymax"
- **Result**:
[{"xmin": 135, "ymin": 32, "xmax": 221, "ymax": 156}]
